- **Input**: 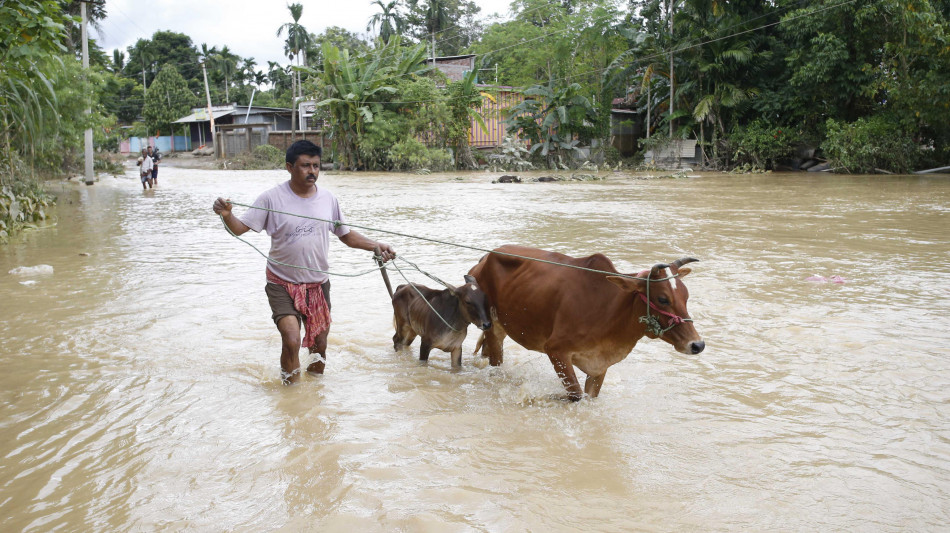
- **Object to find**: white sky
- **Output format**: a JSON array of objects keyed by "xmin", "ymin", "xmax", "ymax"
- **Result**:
[{"xmin": 96, "ymin": 0, "xmax": 516, "ymax": 67}]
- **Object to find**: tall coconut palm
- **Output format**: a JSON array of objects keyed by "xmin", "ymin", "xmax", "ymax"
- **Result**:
[
  {"xmin": 213, "ymin": 46, "xmax": 239, "ymax": 103},
  {"xmin": 112, "ymin": 49, "xmax": 125, "ymax": 73},
  {"xmin": 367, "ymin": 0, "xmax": 405, "ymax": 44},
  {"xmin": 277, "ymin": 3, "xmax": 312, "ymax": 100}
]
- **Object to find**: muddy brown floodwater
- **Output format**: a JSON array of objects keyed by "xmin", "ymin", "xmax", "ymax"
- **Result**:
[{"xmin": 1, "ymin": 164, "xmax": 948, "ymax": 531}]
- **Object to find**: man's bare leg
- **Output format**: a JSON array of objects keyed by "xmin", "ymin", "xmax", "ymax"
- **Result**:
[
  {"xmin": 306, "ymin": 326, "xmax": 330, "ymax": 374},
  {"xmin": 276, "ymin": 315, "xmax": 302, "ymax": 383}
]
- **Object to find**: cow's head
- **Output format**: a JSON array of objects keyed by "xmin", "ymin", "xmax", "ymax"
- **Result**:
[
  {"xmin": 454, "ymin": 275, "xmax": 492, "ymax": 331},
  {"xmin": 605, "ymin": 258, "xmax": 705, "ymax": 355}
]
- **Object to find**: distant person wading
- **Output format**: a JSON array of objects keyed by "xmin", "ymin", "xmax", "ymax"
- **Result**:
[{"xmin": 212, "ymin": 141, "xmax": 396, "ymax": 383}]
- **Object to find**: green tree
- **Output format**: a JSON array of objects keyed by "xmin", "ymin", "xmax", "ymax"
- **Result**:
[
  {"xmin": 505, "ymin": 82, "xmax": 599, "ymax": 168},
  {"xmin": 307, "ymin": 27, "xmax": 369, "ymax": 71},
  {"xmin": 407, "ymin": 0, "xmax": 482, "ymax": 55},
  {"xmin": 212, "ymin": 45, "xmax": 239, "ymax": 102},
  {"xmin": 446, "ymin": 70, "xmax": 490, "ymax": 169},
  {"xmin": 277, "ymin": 2, "xmax": 312, "ymax": 101},
  {"xmin": 143, "ymin": 64, "xmax": 196, "ymax": 137},
  {"xmin": 0, "ymin": 0, "xmax": 70, "ymax": 176},
  {"xmin": 367, "ymin": 0, "xmax": 406, "ymax": 44},
  {"xmin": 313, "ymin": 37, "xmax": 430, "ymax": 169}
]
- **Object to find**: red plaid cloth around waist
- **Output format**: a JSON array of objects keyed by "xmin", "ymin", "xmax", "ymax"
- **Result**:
[{"xmin": 266, "ymin": 269, "xmax": 331, "ymax": 349}]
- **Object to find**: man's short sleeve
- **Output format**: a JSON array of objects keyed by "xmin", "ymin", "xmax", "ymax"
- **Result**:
[
  {"xmin": 239, "ymin": 191, "xmax": 270, "ymax": 233},
  {"xmin": 331, "ymin": 196, "xmax": 349, "ymax": 238}
]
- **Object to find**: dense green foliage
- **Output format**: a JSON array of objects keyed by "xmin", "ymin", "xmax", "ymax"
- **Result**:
[{"xmin": 3, "ymin": 0, "xmax": 948, "ymax": 188}]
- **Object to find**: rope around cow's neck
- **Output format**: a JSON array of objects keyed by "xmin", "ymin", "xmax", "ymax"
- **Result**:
[{"xmin": 639, "ymin": 269, "xmax": 693, "ymax": 337}]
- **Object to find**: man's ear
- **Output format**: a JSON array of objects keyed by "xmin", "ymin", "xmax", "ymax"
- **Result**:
[{"xmin": 606, "ymin": 276, "xmax": 645, "ymax": 293}]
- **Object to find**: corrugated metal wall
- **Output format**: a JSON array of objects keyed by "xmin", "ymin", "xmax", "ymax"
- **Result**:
[{"xmin": 469, "ymin": 88, "xmax": 525, "ymax": 148}]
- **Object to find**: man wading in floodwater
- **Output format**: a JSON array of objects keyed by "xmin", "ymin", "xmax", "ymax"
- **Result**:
[{"xmin": 213, "ymin": 140, "xmax": 396, "ymax": 383}]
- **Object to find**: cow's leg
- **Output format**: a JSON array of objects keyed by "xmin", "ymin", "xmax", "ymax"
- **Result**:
[
  {"xmin": 450, "ymin": 346, "xmax": 462, "ymax": 369},
  {"xmin": 546, "ymin": 352, "xmax": 583, "ymax": 401},
  {"xmin": 419, "ymin": 338, "xmax": 432, "ymax": 362},
  {"xmin": 584, "ymin": 372, "xmax": 607, "ymax": 398},
  {"xmin": 393, "ymin": 326, "xmax": 416, "ymax": 351},
  {"xmin": 482, "ymin": 323, "xmax": 506, "ymax": 366}
]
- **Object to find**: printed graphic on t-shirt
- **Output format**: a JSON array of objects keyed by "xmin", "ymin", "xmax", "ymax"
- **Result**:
[{"xmin": 284, "ymin": 221, "xmax": 318, "ymax": 244}]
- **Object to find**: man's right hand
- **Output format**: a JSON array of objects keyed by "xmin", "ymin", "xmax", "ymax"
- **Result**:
[{"xmin": 213, "ymin": 197, "xmax": 232, "ymax": 218}]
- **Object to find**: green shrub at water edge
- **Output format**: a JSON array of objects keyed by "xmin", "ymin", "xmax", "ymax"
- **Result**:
[
  {"xmin": 727, "ymin": 120, "xmax": 796, "ymax": 171},
  {"xmin": 388, "ymin": 140, "xmax": 452, "ymax": 172},
  {"xmin": 822, "ymin": 116, "xmax": 920, "ymax": 174},
  {"xmin": 218, "ymin": 144, "xmax": 286, "ymax": 170},
  {"xmin": 0, "ymin": 157, "xmax": 55, "ymax": 242}
]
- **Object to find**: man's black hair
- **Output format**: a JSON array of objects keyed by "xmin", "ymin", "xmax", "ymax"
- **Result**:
[{"xmin": 286, "ymin": 140, "xmax": 322, "ymax": 164}]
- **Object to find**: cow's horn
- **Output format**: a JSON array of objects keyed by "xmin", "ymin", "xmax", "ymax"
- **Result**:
[
  {"xmin": 671, "ymin": 257, "xmax": 699, "ymax": 269},
  {"xmin": 650, "ymin": 263, "xmax": 670, "ymax": 276}
]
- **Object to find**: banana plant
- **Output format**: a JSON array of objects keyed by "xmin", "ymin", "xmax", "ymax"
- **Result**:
[{"xmin": 312, "ymin": 37, "xmax": 429, "ymax": 169}]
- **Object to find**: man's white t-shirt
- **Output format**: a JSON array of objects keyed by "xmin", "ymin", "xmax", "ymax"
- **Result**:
[{"xmin": 239, "ymin": 181, "xmax": 350, "ymax": 284}]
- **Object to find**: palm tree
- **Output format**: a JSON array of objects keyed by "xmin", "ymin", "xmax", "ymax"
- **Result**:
[
  {"xmin": 112, "ymin": 49, "xmax": 125, "ymax": 73},
  {"xmin": 213, "ymin": 46, "xmax": 239, "ymax": 103},
  {"xmin": 367, "ymin": 0, "xmax": 405, "ymax": 44},
  {"xmin": 277, "ymin": 3, "xmax": 312, "ymax": 101}
]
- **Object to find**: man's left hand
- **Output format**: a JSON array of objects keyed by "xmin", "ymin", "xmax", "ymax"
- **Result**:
[{"xmin": 375, "ymin": 243, "xmax": 396, "ymax": 262}]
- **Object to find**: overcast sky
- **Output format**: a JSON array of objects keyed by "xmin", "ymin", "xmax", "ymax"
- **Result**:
[{"xmin": 96, "ymin": 0, "xmax": 515, "ymax": 66}]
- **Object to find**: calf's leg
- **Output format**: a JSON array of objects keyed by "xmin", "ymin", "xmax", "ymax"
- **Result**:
[{"xmin": 419, "ymin": 338, "xmax": 432, "ymax": 362}]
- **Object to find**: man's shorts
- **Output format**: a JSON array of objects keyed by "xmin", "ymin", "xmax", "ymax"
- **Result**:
[
  {"xmin": 141, "ymin": 173, "xmax": 149, "ymax": 183},
  {"xmin": 265, "ymin": 280, "xmax": 331, "ymax": 325},
  {"xmin": 151, "ymin": 167, "xmax": 158, "ymax": 179}
]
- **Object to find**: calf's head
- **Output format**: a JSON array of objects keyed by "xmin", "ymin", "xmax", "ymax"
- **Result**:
[
  {"xmin": 454, "ymin": 275, "xmax": 492, "ymax": 331},
  {"xmin": 606, "ymin": 257, "xmax": 705, "ymax": 355}
]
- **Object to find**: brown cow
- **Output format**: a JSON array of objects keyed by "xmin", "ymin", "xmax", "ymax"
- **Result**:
[
  {"xmin": 392, "ymin": 275, "xmax": 492, "ymax": 369},
  {"xmin": 468, "ymin": 245, "xmax": 704, "ymax": 400}
]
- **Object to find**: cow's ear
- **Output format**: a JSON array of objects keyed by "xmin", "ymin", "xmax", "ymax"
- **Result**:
[
  {"xmin": 676, "ymin": 267, "xmax": 691, "ymax": 278},
  {"xmin": 463, "ymin": 274, "xmax": 477, "ymax": 285},
  {"xmin": 606, "ymin": 275, "xmax": 645, "ymax": 293}
]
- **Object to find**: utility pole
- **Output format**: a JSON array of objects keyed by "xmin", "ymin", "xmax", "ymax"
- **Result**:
[
  {"xmin": 668, "ymin": 0, "xmax": 675, "ymax": 138},
  {"xmin": 81, "ymin": 1, "xmax": 94, "ymax": 185},
  {"xmin": 201, "ymin": 62, "xmax": 216, "ymax": 158}
]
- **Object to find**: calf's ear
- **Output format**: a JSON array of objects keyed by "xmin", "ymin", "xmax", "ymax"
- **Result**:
[
  {"xmin": 606, "ymin": 275, "xmax": 645, "ymax": 293},
  {"xmin": 463, "ymin": 274, "xmax": 477, "ymax": 285}
]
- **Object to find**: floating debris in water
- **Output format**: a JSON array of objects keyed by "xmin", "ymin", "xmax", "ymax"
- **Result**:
[{"xmin": 8, "ymin": 265, "xmax": 54, "ymax": 277}]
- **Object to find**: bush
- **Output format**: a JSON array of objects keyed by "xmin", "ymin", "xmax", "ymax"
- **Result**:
[
  {"xmin": 728, "ymin": 120, "xmax": 795, "ymax": 170},
  {"xmin": 822, "ymin": 116, "xmax": 920, "ymax": 174},
  {"xmin": 388, "ymin": 139, "xmax": 452, "ymax": 172},
  {"xmin": 218, "ymin": 144, "xmax": 285, "ymax": 170},
  {"xmin": 0, "ymin": 155, "xmax": 55, "ymax": 241}
]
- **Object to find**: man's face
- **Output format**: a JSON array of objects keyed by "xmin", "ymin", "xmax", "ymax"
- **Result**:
[{"xmin": 287, "ymin": 154, "xmax": 321, "ymax": 188}]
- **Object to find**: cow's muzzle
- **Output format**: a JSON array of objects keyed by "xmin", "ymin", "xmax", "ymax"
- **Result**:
[
  {"xmin": 479, "ymin": 321, "xmax": 492, "ymax": 331},
  {"xmin": 689, "ymin": 340, "xmax": 705, "ymax": 354}
]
